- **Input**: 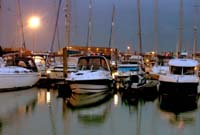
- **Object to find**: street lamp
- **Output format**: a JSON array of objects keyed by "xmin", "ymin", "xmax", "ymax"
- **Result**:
[
  {"xmin": 127, "ymin": 45, "xmax": 131, "ymax": 54},
  {"xmin": 28, "ymin": 16, "xmax": 41, "ymax": 52},
  {"xmin": 28, "ymin": 16, "xmax": 40, "ymax": 29}
]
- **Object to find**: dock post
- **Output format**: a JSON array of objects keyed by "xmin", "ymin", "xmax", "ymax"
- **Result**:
[
  {"xmin": 58, "ymin": 82, "xmax": 71, "ymax": 98},
  {"xmin": 114, "ymin": 48, "xmax": 118, "ymax": 67},
  {"xmin": 57, "ymin": 47, "xmax": 71, "ymax": 98},
  {"xmin": 63, "ymin": 47, "xmax": 68, "ymax": 78}
]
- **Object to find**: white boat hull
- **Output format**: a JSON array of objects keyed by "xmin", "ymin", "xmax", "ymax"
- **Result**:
[
  {"xmin": 159, "ymin": 74, "xmax": 199, "ymax": 96},
  {"xmin": 66, "ymin": 70, "xmax": 113, "ymax": 94},
  {"xmin": 0, "ymin": 73, "xmax": 40, "ymax": 91},
  {"xmin": 70, "ymin": 84, "xmax": 110, "ymax": 94}
]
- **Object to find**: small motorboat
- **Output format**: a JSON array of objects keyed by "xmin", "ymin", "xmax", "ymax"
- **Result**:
[
  {"xmin": 66, "ymin": 55, "xmax": 113, "ymax": 94},
  {"xmin": 0, "ymin": 55, "xmax": 40, "ymax": 91}
]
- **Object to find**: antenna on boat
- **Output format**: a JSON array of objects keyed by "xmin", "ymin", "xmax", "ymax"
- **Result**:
[
  {"xmin": 137, "ymin": 0, "xmax": 142, "ymax": 55},
  {"xmin": 176, "ymin": 0, "xmax": 183, "ymax": 58},
  {"xmin": 86, "ymin": 0, "xmax": 93, "ymax": 53},
  {"xmin": 109, "ymin": 4, "xmax": 116, "ymax": 56},
  {"xmin": 16, "ymin": 0, "xmax": 26, "ymax": 50},
  {"xmin": 193, "ymin": 0, "xmax": 198, "ymax": 59}
]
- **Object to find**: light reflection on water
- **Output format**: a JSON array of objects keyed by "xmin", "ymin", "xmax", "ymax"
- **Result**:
[{"xmin": 0, "ymin": 87, "xmax": 199, "ymax": 135}]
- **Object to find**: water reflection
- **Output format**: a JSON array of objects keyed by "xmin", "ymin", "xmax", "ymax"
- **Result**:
[
  {"xmin": 159, "ymin": 109, "xmax": 196, "ymax": 128},
  {"xmin": 113, "ymin": 93, "xmax": 119, "ymax": 106},
  {"xmin": 0, "ymin": 88, "xmax": 38, "ymax": 134},
  {"xmin": 158, "ymin": 94, "xmax": 198, "ymax": 112},
  {"xmin": 0, "ymin": 88, "xmax": 37, "ymax": 118},
  {"xmin": 120, "ymin": 92, "xmax": 156, "ymax": 135},
  {"xmin": 66, "ymin": 91, "xmax": 113, "ymax": 125},
  {"xmin": 46, "ymin": 91, "xmax": 51, "ymax": 104},
  {"xmin": 66, "ymin": 91, "xmax": 113, "ymax": 109},
  {"xmin": 0, "ymin": 86, "xmax": 199, "ymax": 135},
  {"xmin": 77, "ymin": 101, "xmax": 111, "ymax": 125},
  {"xmin": 157, "ymin": 93, "xmax": 200, "ymax": 135}
]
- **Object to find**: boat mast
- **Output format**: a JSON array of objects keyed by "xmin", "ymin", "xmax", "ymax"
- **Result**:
[
  {"xmin": 108, "ymin": 4, "xmax": 116, "ymax": 56},
  {"xmin": 65, "ymin": 0, "xmax": 71, "ymax": 47},
  {"xmin": 63, "ymin": 0, "xmax": 71, "ymax": 78},
  {"xmin": 50, "ymin": 0, "xmax": 62, "ymax": 53},
  {"xmin": 176, "ymin": 0, "xmax": 183, "ymax": 58},
  {"xmin": 86, "ymin": 0, "xmax": 92, "ymax": 52},
  {"xmin": 137, "ymin": 0, "xmax": 142, "ymax": 55},
  {"xmin": 16, "ymin": 0, "xmax": 26, "ymax": 49},
  {"xmin": 193, "ymin": 0, "xmax": 198, "ymax": 59},
  {"xmin": 153, "ymin": 0, "xmax": 159, "ymax": 54},
  {"xmin": 0, "ymin": 0, "xmax": 1, "ymax": 10}
]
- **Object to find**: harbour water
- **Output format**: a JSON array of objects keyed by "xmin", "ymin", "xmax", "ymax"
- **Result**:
[{"xmin": 0, "ymin": 86, "xmax": 200, "ymax": 135}]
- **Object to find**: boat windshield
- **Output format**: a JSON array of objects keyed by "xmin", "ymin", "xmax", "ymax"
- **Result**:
[
  {"xmin": 118, "ymin": 66, "xmax": 139, "ymax": 72},
  {"xmin": 78, "ymin": 57, "xmax": 109, "ymax": 71},
  {"xmin": 121, "ymin": 61, "xmax": 138, "ymax": 64},
  {"xmin": 171, "ymin": 66, "xmax": 195, "ymax": 75}
]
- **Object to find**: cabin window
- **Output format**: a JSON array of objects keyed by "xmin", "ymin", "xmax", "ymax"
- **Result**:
[
  {"xmin": 78, "ymin": 59, "xmax": 87, "ymax": 70},
  {"xmin": 100, "ymin": 59, "xmax": 108, "ymax": 70},
  {"xmin": 18, "ymin": 61, "xmax": 26, "ymax": 67},
  {"xmin": 28, "ymin": 60, "xmax": 35, "ymax": 67},
  {"xmin": 118, "ymin": 66, "xmax": 139, "ymax": 72},
  {"xmin": 183, "ymin": 67, "xmax": 195, "ymax": 75},
  {"xmin": 171, "ymin": 66, "xmax": 195, "ymax": 75},
  {"xmin": 78, "ymin": 57, "xmax": 109, "ymax": 71},
  {"xmin": 171, "ymin": 66, "xmax": 182, "ymax": 75}
]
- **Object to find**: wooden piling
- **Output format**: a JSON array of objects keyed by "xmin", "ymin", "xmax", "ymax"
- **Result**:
[
  {"xmin": 63, "ymin": 47, "xmax": 68, "ymax": 78},
  {"xmin": 57, "ymin": 83, "xmax": 71, "ymax": 98}
]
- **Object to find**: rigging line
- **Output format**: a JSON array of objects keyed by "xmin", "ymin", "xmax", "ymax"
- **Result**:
[
  {"xmin": 54, "ymin": 0, "xmax": 62, "ymax": 50},
  {"xmin": 16, "ymin": 0, "xmax": 26, "ymax": 49},
  {"xmin": 50, "ymin": 0, "xmax": 62, "ymax": 52},
  {"xmin": 57, "ymin": 27, "xmax": 61, "ymax": 50}
]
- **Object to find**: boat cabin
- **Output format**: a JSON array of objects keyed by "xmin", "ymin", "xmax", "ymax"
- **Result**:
[
  {"xmin": 169, "ymin": 59, "xmax": 199, "ymax": 75},
  {"xmin": 117, "ymin": 64, "xmax": 140, "ymax": 72}
]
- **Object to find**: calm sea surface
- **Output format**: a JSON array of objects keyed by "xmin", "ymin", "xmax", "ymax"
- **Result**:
[{"xmin": 0, "ymin": 86, "xmax": 200, "ymax": 135}]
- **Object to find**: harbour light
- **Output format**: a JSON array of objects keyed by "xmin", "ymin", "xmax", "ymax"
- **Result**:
[{"xmin": 28, "ymin": 16, "xmax": 41, "ymax": 29}]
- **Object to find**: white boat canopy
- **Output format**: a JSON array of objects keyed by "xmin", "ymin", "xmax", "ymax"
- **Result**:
[{"xmin": 169, "ymin": 59, "xmax": 199, "ymax": 67}]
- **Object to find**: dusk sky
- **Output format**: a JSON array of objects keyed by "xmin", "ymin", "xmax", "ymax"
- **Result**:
[{"xmin": 0, "ymin": 0, "xmax": 199, "ymax": 53}]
